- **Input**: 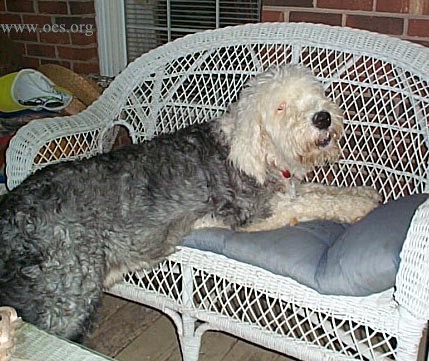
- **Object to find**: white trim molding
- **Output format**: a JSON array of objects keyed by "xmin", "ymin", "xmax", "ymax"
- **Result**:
[{"xmin": 95, "ymin": 0, "xmax": 127, "ymax": 77}]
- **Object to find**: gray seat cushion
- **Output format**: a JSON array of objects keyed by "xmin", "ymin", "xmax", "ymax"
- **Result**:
[{"xmin": 183, "ymin": 193, "xmax": 428, "ymax": 296}]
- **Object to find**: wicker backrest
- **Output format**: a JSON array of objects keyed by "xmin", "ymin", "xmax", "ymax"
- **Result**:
[{"xmin": 6, "ymin": 23, "xmax": 429, "ymax": 201}]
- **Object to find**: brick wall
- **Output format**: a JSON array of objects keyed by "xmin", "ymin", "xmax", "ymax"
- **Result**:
[
  {"xmin": 1, "ymin": 0, "xmax": 427, "ymax": 77},
  {"xmin": 262, "ymin": 0, "xmax": 429, "ymax": 46},
  {"xmin": 0, "ymin": 0, "xmax": 98, "ymax": 74}
]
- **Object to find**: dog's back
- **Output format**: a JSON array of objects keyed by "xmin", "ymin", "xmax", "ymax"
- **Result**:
[{"xmin": 0, "ymin": 120, "xmax": 273, "ymax": 340}]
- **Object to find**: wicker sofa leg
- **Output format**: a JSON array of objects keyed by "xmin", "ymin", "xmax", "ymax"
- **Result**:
[
  {"xmin": 165, "ymin": 264, "xmax": 207, "ymax": 361},
  {"xmin": 396, "ymin": 309, "xmax": 427, "ymax": 361},
  {"xmin": 178, "ymin": 315, "xmax": 203, "ymax": 361},
  {"xmin": 163, "ymin": 309, "xmax": 207, "ymax": 361}
]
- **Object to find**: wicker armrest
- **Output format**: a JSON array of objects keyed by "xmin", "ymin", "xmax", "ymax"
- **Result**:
[
  {"xmin": 395, "ymin": 197, "xmax": 429, "ymax": 319},
  {"xmin": 5, "ymin": 108, "xmax": 111, "ymax": 190}
]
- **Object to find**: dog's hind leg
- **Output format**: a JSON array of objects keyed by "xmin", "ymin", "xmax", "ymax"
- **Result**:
[
  {"xmin": 0, "ymin": 262, "xmax": 104, "ymax": 342},
  {"xmin": 0, "ymin": 221, "xmax": 107, "ymax": 341}
]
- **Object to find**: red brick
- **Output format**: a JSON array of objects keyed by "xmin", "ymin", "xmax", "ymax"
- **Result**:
[
  {"xmin": 262, "ymin": 10, "xmax": 284, "ymax": 22},
  {"xmin": 0, "ymin": 13, "xmax": 21, "ymax": 23},
  {"xmin": 264, "ymin": 0, "xmax": 313, "ymax": 6},
  {"xmin": 7, "ymin": 28, "xmax": 38, "ymax": 42},
  {"xmin": 69, "ymin": 1, "xmax": 95, "ymax": 15},
  {"xmin": 39, "ymin": 1, "xmax": 68, "ymax": 15},
  {"xmin": 40, "ymin": 58, "xmax": 72, "ymax": 68},
  {"xmin": 71, "ymin": 61, "xmax": 100, "ymax": 75},
  {"xmin": 22, "ymin": 14, "xmax": 52, "ymax": 26},
  {"xmin": 346, "ymin": 15, "xmax": 404, "ymax": 35},
  {"xmin": 6, "ymin": 0, "xmax": 34, "ymax": 12},
  {"xmin": 113, "ymin": 127, "xmax": 132, "ymax": 148},
  {"xmin": 40, "ymin": 31, "xmax": 70, "ymax": 44},
  {"xmin": 317, "ymin": 0, "xmax": 373, "ymax": 11},
  {"xmin": 408, "ymin": 19, "xmax": 429, "ymax": 37},
  {"xmin": 54, "ymin": 16, "xmax": 95, "ymax": 29},
  {"xmin": 57, "ymin": 45, "xmax": 98, "ymax": 60},
  {"xmin": 409, "ymin": 0, "xmax": 429, "ymax": 15},
  {"xmin": 290, "ymin": 11, "xmax": 342, "ymax": 26},
  {"xmin": 376, "ymin": 0, "xmax": 409, "ymax": 13},
  {"xmin": 115, "ymin": 136, "xmax": 132, "ymax": 147},
  {"xmin": 26, "ymin": 43, "xmax": 56, "ymax": 58},
  {"xmin": 70, "ymin": 31, "xmax": 96, "ymax": 45},
  {"xmin": 22, "ymin": 56, "xmax": 41, "ymax": 68},
  {"xmin": 13, "ymin": 41, "xmax": 26, "ymax": 56}
]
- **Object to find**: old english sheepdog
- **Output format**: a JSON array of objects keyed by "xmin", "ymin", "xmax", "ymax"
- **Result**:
[{"xmin": 0, "ymin": 65, "xmax": 380, "ymax": 341}]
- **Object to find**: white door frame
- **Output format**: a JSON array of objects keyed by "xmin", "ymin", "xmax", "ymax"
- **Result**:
[{"xmin": 95, "ymin": 0, "xmax": 128, "ymax": 76}]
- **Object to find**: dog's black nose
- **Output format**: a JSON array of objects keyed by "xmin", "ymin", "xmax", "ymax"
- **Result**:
[{"xmin": 312, "ymin": 111, "xmax": 331, "ymax": 129}]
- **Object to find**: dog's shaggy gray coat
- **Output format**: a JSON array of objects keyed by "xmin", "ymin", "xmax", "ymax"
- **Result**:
[
  {"xmin": 0, "ymin": 121, "xmax": 279, "ymax": 341},
  {"xmin": 0, "ymin": 65, "xmax": 354, "ymax": 342}
]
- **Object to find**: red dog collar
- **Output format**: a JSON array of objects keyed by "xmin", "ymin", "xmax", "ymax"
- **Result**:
[{"xmin": 281, "ymin": 169, "xmax": 292, "ymax": 179}]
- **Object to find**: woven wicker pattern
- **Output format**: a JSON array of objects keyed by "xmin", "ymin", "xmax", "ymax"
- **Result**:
[
  {"xmin": 116, "ymin": 250, "xmax": 401, "ymax": 360},
  {"xmin": 5, "ymin": 23, "xmax": 429, "ymax": 361}
]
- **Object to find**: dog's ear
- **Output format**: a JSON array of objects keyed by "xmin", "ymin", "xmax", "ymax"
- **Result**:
[{"xmin": 227, "ymin": 90, "xmax": 267, "ymax": 185}]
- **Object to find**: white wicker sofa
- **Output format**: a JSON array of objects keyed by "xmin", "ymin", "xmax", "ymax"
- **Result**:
[{"xmin": 6, "ymin": 23, "xmax": 429, "ymax": 361}]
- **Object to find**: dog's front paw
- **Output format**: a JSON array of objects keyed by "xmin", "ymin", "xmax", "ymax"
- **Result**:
[
  {"xmin": 193, "ymin": 215, "xmax": 228, "ymax": 229},
  {"xmin": 356, "ymin": 186, "xmax": 382, "ymax": 203},
  {"xmin": 347, "ymin": 189, "xmax": 381, "ymax": 223}
]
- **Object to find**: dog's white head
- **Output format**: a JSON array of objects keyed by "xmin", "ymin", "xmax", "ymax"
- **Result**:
[{"xmin": 222, "ymin": 65, "xmax": 343, "ymax": 184}]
